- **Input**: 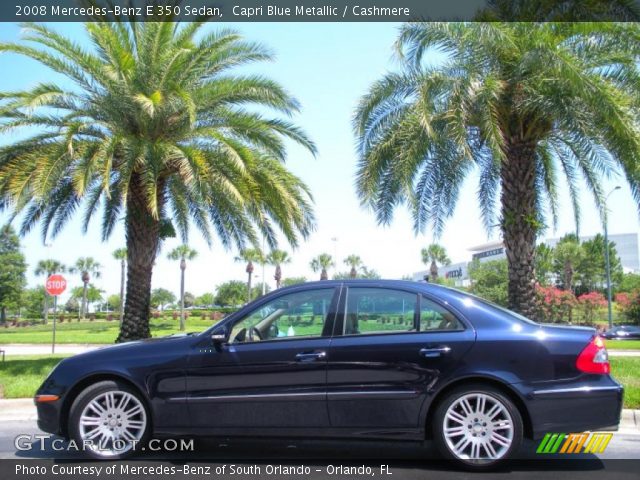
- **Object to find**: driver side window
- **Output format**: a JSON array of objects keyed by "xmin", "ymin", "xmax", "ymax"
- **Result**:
[{"xmin": 230, "ymin": 288, "xmax": 335, "ymax": 343}]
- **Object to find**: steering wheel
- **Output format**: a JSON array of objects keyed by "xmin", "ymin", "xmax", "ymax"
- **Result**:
[{"xmin": 248, "ymin": 327, "xmax": 263, "ymax": 342}]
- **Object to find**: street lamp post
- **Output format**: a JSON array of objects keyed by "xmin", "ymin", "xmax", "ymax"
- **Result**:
[{"xmin": 604, "ymin": 186, "xmax": 621, "ymax": 329}]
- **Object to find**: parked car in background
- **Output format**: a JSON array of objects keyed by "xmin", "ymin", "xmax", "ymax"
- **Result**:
[
  {"xmin": 602, "ymin": 325, "xmax": 640, "ymax": 340},
  {"xmin": 35, "ymin": 280, "xmax": 622, "ymax": 469}
]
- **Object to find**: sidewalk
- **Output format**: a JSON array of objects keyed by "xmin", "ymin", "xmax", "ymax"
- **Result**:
[
  {"xmin": 0, "ymin": 398, "xmax": 638, "ymax": 434},
  {"xmin": 609, "ymin": 350, "xmax": 640, "ymax": 357},
  {"xmin": 0, "ymin": 344, "xmax": 104, "ymax": 356}
]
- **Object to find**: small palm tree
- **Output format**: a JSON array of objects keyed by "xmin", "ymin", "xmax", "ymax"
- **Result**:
[
  {"xmin": 34, "ymin": 259, "xmax": 66, "ymax": 324},
  {"xmin": 421, "ymin": 244, "xmax": 451, "ymax": 282},
  {"xmin": 354, "ymin": 22, "xmax": 640, "ymax": 317},
  {"xmin": 112, "ymin": 248, "xmax": 127, "ymax": 324},
  {"xmin": 235, "ymin": 248, "xmax": 265, "ymax": 303},
  {"xmin": 310, "ymin": 254, "xmax": 334, "ymax": 281},
  {"xmin": 344, "ymin": 255, "xmax": 363, "ymax": 279},
  {"xmin": 168, "ymin": 245, "xmax": 198, "ymax": 331},
  {"xmin": 266, "ymin": 250, "xmax": 291, "ymax": 289},
  {"xmin": 554, "ymin": 235, "xmax": 584, "ymax": 294},
  {"xmin": 70, "ymin": 257, "xmax": 101, "ymax": 318}
]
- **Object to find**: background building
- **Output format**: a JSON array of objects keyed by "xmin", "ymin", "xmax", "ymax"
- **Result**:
[{"xmin": 412, "ymin": 233, "xmax": 640, "ymax": 286}]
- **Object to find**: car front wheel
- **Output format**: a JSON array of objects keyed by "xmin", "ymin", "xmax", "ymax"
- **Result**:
[
  {"xmin": 432, "ymin": 384, "xmax": 523, "ymax": 469},
  {"xmin": 69, "ymin": 380, "xmax": 150, "ymax": 459}
]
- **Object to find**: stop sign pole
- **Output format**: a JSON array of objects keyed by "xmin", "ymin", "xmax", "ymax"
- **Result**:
[{"xmin": 45, "ymin": 275, "xmax": 67, "ymax": 354}]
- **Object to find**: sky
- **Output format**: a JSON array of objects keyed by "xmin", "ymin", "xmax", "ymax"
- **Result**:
[{"xmin": 0, "ymin": 22, "xmax": 638, "ymax": 305}]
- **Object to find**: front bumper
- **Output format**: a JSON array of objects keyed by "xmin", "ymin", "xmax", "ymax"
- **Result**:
[{"xmin": 35, "ymin": 399, "xmax": 64, "ymax": 436}]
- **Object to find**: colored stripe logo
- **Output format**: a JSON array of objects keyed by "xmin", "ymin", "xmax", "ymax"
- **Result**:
[{"xmin": 537, "ymin": 433, "xmax": 613, "ymax": 454}]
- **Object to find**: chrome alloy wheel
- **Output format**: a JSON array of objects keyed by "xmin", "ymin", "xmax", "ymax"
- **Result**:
[
  {"xmin": 442, "ymin": 393, "xmax": 514, "ymax": 463},
  {"xmin": 78, "ymin": 390, "xmax": 147, "ymax": 457}
]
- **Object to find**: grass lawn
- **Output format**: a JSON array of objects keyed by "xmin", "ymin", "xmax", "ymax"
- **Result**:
[
  {"xmin": 610, "ymin": 357, "xmax": 640, "ymax": 410},
  {"xmin": 0, "ymin": 355, "xmax": 69, "ymax": 398},
  {"xmin": 0, "ymin": 317, "xmax": 216, "ymax": 344},
  {"xmin": 604, "ymin": 339, "xmax": 640, "ymax": 350},
  {"xmin": 1, "ymin": 354, "xmax": 639, "ymax": 409}
]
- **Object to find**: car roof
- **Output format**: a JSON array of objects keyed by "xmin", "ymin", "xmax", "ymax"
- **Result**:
[{"xmin": 277, "ymin": 279, "xmax": 468, "ymax": 302}]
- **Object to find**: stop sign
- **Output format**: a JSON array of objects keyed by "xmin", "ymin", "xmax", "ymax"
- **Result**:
[{"xmin": 45, "ymin": 274, "xmax": 67, "ymax": 296}]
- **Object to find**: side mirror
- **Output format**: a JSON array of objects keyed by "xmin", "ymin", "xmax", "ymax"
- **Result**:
[{"xmin": 211, "ymin": 333, "xmax": 227, "ymax": 344}]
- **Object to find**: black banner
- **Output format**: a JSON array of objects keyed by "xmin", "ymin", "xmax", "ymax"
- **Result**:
[
  {"xmin": 2, "ymin": 0, "xmax": 640, "ymax": 22},
  {"xmin": 4, "ymin": 459, "xmax": 640, "ymax": 480}
]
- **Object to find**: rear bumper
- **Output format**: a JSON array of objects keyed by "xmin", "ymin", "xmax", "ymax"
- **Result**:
[{"xmin": 521, "ymin": 378, "xmax": 623, "ymax": 439}]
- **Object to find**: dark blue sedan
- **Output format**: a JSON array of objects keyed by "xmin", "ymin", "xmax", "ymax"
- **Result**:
[{"xmin": 35, "ymin": 280, "xmax": 623, "ymax": 468}]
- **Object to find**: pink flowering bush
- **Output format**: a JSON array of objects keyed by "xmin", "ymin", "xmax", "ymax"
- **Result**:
[
  {"xmin": 535, "ymin": 285, "xmax": 577, "ymax": 323},
  {"xmin": 615, "ymin": 291, "xmax": 640, "ymax": 325},
  {"xmin": 577, "ymin": 292, "xmax": 607, "ymax": 325}
]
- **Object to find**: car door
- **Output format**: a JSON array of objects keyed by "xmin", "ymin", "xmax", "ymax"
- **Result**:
[
  {"xmin": 185, "ymin": 286, "xmax": 339, "ymax": 430},
  {"xmin": 326, "ymin": 285, "xmax": 475, "ymax": 430}
]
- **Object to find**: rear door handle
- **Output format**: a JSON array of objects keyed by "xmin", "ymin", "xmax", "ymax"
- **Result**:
[
  {"xmin": 295, "ymin": 351, "xmax": 327, "ymax": 362},
  {"xmin": 420, "ymin": 346, "xmax": 451, "ymax": 358}
]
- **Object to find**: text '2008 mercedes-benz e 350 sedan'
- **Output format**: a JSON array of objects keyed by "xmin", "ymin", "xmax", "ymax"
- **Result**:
[{"xmin": 35, "ymin": 280, "xmax": 623, "ymax": 469}]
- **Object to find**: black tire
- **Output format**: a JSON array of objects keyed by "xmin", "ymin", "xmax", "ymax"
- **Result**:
[
  {"xmin": 431, "ymin": 383, "xmax": 523, "ymax": 470},
  {"xmin": 68, "ymin": 380, "xmax": 150, "ymax": 460}
]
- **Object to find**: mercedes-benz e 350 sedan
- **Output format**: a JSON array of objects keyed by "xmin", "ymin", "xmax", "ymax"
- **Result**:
[{"xmin": 35, "ymin": 280, "xmax": 623, "ymax": 468}]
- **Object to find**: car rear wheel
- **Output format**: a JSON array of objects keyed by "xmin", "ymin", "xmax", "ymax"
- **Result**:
[
  {"xmin": 432, "ymin": 384, "xmax": 523, "ymax": 470},
  {"xmin": 69, "ymin": 380, "xmax": 149, "ymax": 459}
]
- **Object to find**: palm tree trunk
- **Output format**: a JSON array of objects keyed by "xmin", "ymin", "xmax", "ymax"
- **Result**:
[
  {"xmin": 321, "ymin": 269, "xmax": 328, "ymax": 281},
  {"xmin": 179, "ymin": 261, "xmax": 186, "ymax": 331},
  {"xmin": 350, "ymin": 267, "xmax": 357, "ymax": 279},
  {"xmin": 81, "ymin": 282, "xmax": 88, "ymax": 318},
  {"xmin": 275, "ymin": 265, "xmax": 282, "ymax": 288},
  {"xmin": 119, "ymin": 259, "xmax": 125, "ymax": 324},
  {"xmin": 247, "ymin": 271, "xmax": 252, "ymax": 303},
  {"xmin": 430, "ymin": 260, "xmax": 438, "ymax": 282},
  {"xmin": 564, "ymin": 261, "xmax": 573, "ymax": 293},
  {"xmin": 501, "ymin": 141, "xmax": 538, "ymax": 318},
  {"xmin": 117, "ymin": 176, "xmax": 161, "ymax": 343}
]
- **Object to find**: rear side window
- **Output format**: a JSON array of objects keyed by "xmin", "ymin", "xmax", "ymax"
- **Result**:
[
  {"xmin": 342, "ymin": 288, "xmax": 417, "ymax": 335},
  {"xmin": 420, "ymin": 296, "xmax": 464, "ymax": 331}
]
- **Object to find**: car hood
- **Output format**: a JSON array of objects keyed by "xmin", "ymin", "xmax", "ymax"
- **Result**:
[{"xmin": 69, "ymin": 332, "xmax": 199, "ymax": 360}]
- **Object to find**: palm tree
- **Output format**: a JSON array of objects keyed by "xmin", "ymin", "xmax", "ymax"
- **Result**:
[
  {"xmin": 112, "ymin": 248, "xmax": 127, "ymax": 324},
  {"xmin": 344, "ymin": 255, "xmax": 363, "ymax": 279},
  {"xmin": 554, "ymin": 235, "xmax": 584, "ymax": 294},
  {"xmin": 34, "ymin": 259, "xmax": 66, "ymax": 324},
  {"xmin": 310, "ymin": 254, "xmax": 334, "ymax": 281},
  {"xmin": 421, "ymin": 244, "xmax": 451, "ymax": 282},
  {"xmin": 354, "ymin": 22, "xmax": 640, "ymax": 317},
  {"xmin": 235, "ymin": 248, "xmax": 264, "ymax": 303},
  {"xmin": 0, "ymin": 23, "xmax": 316, "ymax": 341},
  {"xmin": 70, "ymin": 257, "xmax": 101, "ymax": 318},
  {"xmin": 534, "ymin": 243, "xmax": 555, "ymax": 286},
  {"xmin": 167, "ymin": 245, "xmax": 198, "ymax": 331},
  {"xmin": 266, "ymin": 249, "xmax": 291, "ymax": 289}
]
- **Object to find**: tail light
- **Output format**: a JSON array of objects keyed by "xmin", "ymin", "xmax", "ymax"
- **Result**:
[{"xmin": 576, "ymin": 336, "xmax": 610, "ymax": 374}]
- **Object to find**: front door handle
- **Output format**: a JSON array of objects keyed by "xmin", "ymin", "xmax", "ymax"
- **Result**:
[
  {"xmin": 295, "ymin": 351, "xmax": 327, "ymax": 362},
  {"xmin": 420, "ymin": 346, "xmax": 451, "ymax": 358}
]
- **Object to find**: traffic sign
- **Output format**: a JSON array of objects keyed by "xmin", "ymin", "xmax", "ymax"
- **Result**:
[{"xmin": 45, "ymin": 274, "xmax": 67, "ymax": 296}]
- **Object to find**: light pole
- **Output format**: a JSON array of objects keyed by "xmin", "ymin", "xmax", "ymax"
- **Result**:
[
  {"xmin": 261, "ymin": 236, "xmax": 266, "ymax": 296},
  {"xmin": 603, "ymin": 186, "xmax": 621, "ymax": 329}
]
